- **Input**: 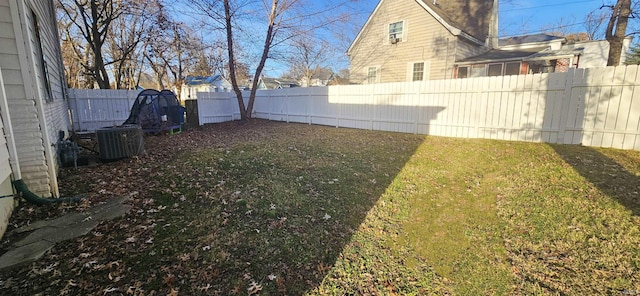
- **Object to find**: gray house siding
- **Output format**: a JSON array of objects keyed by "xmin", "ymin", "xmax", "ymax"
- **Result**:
[{"xmin": 0, "ymin": 0, "xmax": 70, "ymax": 198}]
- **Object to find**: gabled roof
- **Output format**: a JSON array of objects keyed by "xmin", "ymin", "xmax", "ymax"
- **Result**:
[
  {"xmin": 348, "ymin": 0, "xmax": 493, "ymax": 54},
  {"xmin": 184, "ymin": 75, "xmax": 223, "ymax": 86}
]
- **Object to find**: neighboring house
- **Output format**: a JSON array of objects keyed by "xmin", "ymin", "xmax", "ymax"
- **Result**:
[
  {"xmin": 326, "ymin": 74, "xmax": 351, "ymax": 86},
  {"xmin": 301, "ymin": 68, "xmax": 334, "ymax": 87},
  {"xmin": 0, "ymin": 0, "xmax": 71, "ymax": 237},
  {"xmin": 454, "ymin": 34, "xmax": 633, "ymax": 78},
  {"xmin": 348, "ymin": 0, "xmax": 499, "ymax": 84},
  {"xmin": 257, "ymin": 77, "xmax": 300, "ymax": 90},
  {"xmin": 180, "ymin": 75, "xmax": 232, "ymax": 101}
]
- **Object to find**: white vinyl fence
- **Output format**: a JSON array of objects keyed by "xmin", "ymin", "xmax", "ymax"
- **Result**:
[
  {"xmin": 68, "ymin": 89, "xmax": 139, "ymax": 131},
  {"xmin": 196, "ymin": 65, "xmax": 640, "ymax": 150}
]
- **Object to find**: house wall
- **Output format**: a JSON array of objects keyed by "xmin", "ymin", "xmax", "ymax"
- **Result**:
[
  {"xmin": 570, "ymin": 39, "xmax": 633, "ymax": 68},
  {"xmin": 181, "ymin": 81, "xmax": 232, "ymax": 101},
  {"xmin": 0, "ymin": 68, "xmax": 15, "ymax": 240},
  {"xmin": 181, "ymin": 85, "xmax": 211, "ymax": 101},
  {"xmin": 0, "ymin": 0, "xmax": 70, "ymax": 197},
  {"xmin": 348, "ymin": 0, "xmax": 486, "ymax": 84}
]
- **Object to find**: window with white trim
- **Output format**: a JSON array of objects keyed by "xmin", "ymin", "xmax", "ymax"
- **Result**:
[
  {"xmin": 412, "ymin": 62, "xmax": 424, "ymax": 81},
  {"xmin": 367, "ymin": 67, "xmax": 378, "ymax": 84},
  {"xmin": 389, "ymin": 21, "xmax": 403, "ymax": 43}
]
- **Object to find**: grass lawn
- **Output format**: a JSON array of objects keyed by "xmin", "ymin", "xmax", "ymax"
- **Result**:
[{"xmin": 1, "ymin": 120, "xmax": 639, "ymax": 295}]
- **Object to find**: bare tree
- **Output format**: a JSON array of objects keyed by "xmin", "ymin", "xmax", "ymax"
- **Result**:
[
  {"xmin": 58, "ymin": 0, "xmax": 125, "ymax": 89},
  {"xmin": 540, "ymin": 17, "xmax": 577, "ymax": 37},
  {"xmin": 584, "ymin": 10, "xmax": 608, "ymax": 40},
  {"xmin": 106, "ymin": 1, "xmax": 151, "ymax": 89},
  {"xmin": 140, "ymin": 2, "xmax": 206, "ymax": 95},
  {"xmin": 286, "ymin": 31, "xmax": 329, "ymax": 87},
  {"xmin": 56, "ymin": 5, "xmax": 91, "ymax": 89},
  {"xmin": 603, "ymin": 0, "xmax": 633, "ymax": 66},
  {"xmin": 189, "ymin": 0, "xmax": 350, "ymax": 120}
]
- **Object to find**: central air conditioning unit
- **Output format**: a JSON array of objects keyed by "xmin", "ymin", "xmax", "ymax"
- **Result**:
[{"xmin": 96, "ymin": 124, "xmax": 144, "ymax": 161}]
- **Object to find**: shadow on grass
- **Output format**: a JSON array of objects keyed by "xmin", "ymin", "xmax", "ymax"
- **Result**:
[
  {"xmin": 551, "ymin": 144, "xmax": 640, "ymax": 216},
  {"xmin": 145, "ymin": 121, "xmax": 431, "ymax": 294}
]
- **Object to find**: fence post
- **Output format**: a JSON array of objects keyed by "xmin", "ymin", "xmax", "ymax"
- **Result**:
[{"xmin": 557, "ymin": 68, "xmax": 575, "ymax": 144}]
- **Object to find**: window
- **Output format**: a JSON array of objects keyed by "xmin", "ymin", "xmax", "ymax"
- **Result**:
[
  {"xmin": 471, "ymin": 65, "xmax": 485, "ymax": 77},
  {"xmin": 367, "ymin": 67, "xmax": 378, "ymax": 84},
  {"xmin": 412, "ymin": 62, "xmax": 424, "ymax": 81},
  {"xmin": 505, "ymin": 62, "xmax": 520, "ymax": 75},
  {"xmin": 30, "ymin": 10, "xmax": 52, "ymax": 101},
  {"xmin": 389, "ymin": 21, "xmax": 403, "ymax": 43},
  {"xmin": 487, "ymin": 63, "xmax": 503, "ymax": 76},
  {"xmin": 457, "ymin": 66, "xmax": 468, "ymax": 78}
]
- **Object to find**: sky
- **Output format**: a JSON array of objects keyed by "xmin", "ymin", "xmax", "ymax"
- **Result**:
[{"xmin": 498, "ymin": 0, "xmax": 614, "ymax": 37}]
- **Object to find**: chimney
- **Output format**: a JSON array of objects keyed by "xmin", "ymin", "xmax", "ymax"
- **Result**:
[{"xmin": 487, "ymin": 0, "xmax": 499, "ymax": 48}]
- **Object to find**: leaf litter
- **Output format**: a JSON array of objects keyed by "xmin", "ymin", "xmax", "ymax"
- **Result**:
[{"xmin": 0, "ymin": 120, "xmax": 638, "ymax": 295}]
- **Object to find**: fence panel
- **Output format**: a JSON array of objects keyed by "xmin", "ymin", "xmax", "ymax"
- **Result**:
[
  {"xmin": 58, "ymin": 65, "xmax": 632, "ymax": 150},
  {"xmin": 196, "ymin": 91, "xmax": 237, "ymax": 124},
  {"xmin": 194, "ymin": 66, "xmax": 640, "ymax": 150},
  {"xmin": 68, "ymin": 89, "xmax": 138, "ymax": 131}
]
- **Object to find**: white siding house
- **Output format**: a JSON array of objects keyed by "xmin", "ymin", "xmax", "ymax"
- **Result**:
[
  {"xmin": 180, "ymin": 75, "xmax": 232, "ymax": 101},
  {"xmin": 0, "ymin": 0, "xmax": 71, "ymax": 237}
]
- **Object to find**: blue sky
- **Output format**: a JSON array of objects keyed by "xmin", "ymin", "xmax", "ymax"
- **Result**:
[{"xmin": 499, "ymin": 0, "xmax": 614, "ymax": 37}]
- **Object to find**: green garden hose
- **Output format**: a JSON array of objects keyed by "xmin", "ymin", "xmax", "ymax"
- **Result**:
[{"xmin": 12, "ymin": 179, "xmax": 84, "ymax": 205}]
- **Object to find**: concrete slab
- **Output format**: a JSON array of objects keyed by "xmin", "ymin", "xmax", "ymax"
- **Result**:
[
  {"xmin": 0, "ymin": 196, "xmax": 131, "ymax": 271},
  {"xmin": 0, "ymin": 240, "xmax": 54, "ymax": 270}
]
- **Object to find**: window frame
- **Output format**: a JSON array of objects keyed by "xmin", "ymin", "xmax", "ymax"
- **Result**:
[
  {"xmin": 412, "ymin": 62, "xmax": 425, "ymax": 81},
  {"xmin": 505, "ymin": 62, "xmax": 521, "ymax": 76},
  {"xmin": 388, "ymin": 21, "xmax": 404, "ymax": 44},
  {"xmin": 30, "ymin": 9, "xmax": 53, "ymax": 102},
  {"xmin": 457, "ymin": 66, "xmax": 469, "ymax": 78},
  {"xmin": 487, "ymin": 63, "xmax": 503, "ymax": 77},
  {"xmin": 366, "ymin": 66, "xmax": 379, "ymax": 84}
]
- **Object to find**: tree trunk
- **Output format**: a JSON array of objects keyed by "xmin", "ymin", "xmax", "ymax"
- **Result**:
[
  {"xmin": 605, "ymin": 0, "xmax": 631, "ymax": 66},
  {"xmin": 90, "ymin": 1, "xmax": 111, "ymax": 89},
  {"xmin": 224, "ymin": 0, "xmax": 247, "ymax": 120},
  {"xmin": 246, "ymin": 0, "xmax": 279, "ymax": 118}
]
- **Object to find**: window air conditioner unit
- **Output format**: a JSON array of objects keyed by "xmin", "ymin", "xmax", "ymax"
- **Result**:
[{"xmin": 390, "ymin": 35, "xmax": 399, "ymax": 44}]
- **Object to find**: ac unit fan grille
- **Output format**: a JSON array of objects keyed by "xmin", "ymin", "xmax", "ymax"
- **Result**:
[{"xmin": 97, "ymin": 125, "xmax": 144, "ymax": 161}]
